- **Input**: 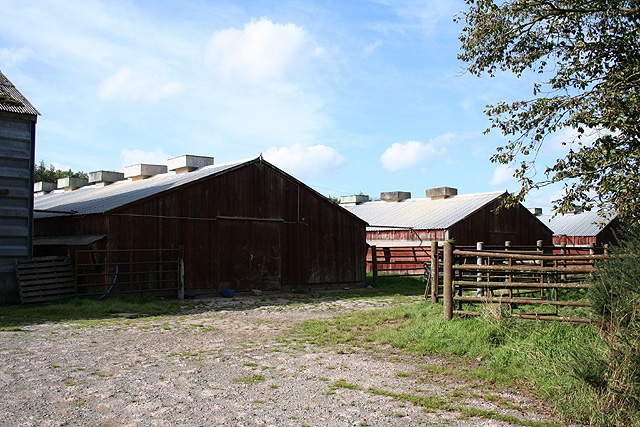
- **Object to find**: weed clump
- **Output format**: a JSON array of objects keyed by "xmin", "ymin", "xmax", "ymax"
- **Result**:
[{"xmin": 569, "ymin": 225, "xmax": 640, "ymax": 426}]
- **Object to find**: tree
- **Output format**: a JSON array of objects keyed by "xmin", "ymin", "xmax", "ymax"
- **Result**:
[
  {"xmin": 34, "ymin": 160, "xmax": 88, "ymax": 183},
  {"xmin": 457, "ymin": 1, "xmax": 640, "ymax": 218}
]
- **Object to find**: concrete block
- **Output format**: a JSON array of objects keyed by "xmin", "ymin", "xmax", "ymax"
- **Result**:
[
  {"xmin": 167, "ymin": 155, "xmax": 214, "ymax": 174},
  {"xmin": 57, "ymin": 177, "xmax": 88, "ymax": 190},
  {"xmin": 124, "ymin": 164, "xmax": 168, "ymax": 180},
  {"xmin": 380, "ymin": 191, "xmax": 411, "ymax": 202},
  {"xmin": 425, "ymin": 187, "xmax": 458, "ymax": 199},
  {"xmin": 88, "ymin": 170, "xmax": 125, "ymax": 185},
  {"xmin": 34, "ymin": 181, "xmax": 56, "ymax": 193},
  {"xmin": 339, "ymin": 195, "xmax": 369, "ymax": 205}
]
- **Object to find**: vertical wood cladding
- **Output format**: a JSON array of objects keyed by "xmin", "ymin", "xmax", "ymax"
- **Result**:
[{"xmin": 35, "ymin": 160, "xmax": 367, "ymax": 293}]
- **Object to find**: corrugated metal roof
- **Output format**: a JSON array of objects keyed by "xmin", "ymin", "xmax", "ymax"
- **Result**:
[
  {"xmin": 538, "ymin": 211, "xmax": 616, "ymax": 237},
  {"xmin": 345, "ymin": 191, "xmax": 506, "ymax": 230},
  {"xmin": 0, "ymin": 70, "xmax": 40, "ymax": 116},
  {"xmin": 34, "ymin": 158, "xmax": 254, "ymax": 218}
]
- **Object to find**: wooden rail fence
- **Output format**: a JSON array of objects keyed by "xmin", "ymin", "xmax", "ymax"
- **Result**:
[
  {"xmin": 442, "ymin": 241, "xmax": 603, "ymax": 323},
  {"xmin": 367, "ymin": 241, "xmax": 607, "ymax": 323}
]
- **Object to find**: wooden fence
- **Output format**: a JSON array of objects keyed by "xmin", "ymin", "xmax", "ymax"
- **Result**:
[
  {"xmin": 367, "ymin": 241, "xmax": 607, "ymax": 323},
  {"xmin": 441, "ymin": 242, "xmax": 604, "ymax": 323},
  {"xmin": 16, "ymin": 256, "xmax": 76, "ymax": 304}
]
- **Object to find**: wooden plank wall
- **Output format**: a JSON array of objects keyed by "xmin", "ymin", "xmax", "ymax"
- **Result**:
[{"xmin": 16, "ymin": 256, "xmax": 75, "ymax": 304}]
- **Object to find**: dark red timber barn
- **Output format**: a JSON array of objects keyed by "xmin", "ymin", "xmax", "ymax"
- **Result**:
[
  {"xmin": 33, "ymin": 155, "xmax": 367, "ymax": 296},
  {"xmin": 537, "ymin": 209, "xmax": 619, "ymax": 248},
  {"xmin": 343, "ymin": 187, "xmax": 553, "ymax": 247}
]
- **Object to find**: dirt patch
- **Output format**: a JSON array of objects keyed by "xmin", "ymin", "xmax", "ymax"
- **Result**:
[{"xmin": 0, "ymin": 294, "xmax": 569, "ymax": 426}]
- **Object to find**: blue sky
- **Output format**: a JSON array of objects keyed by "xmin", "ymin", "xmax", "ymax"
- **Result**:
[{"xmin": 1, "ymin": 0, "xmax": 572, "ymax": 213}]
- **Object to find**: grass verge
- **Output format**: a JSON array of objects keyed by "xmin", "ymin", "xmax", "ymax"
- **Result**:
[
  {"xmin": 296, "ymin": 276, "xmax": 604, "ymax": 425},
  {"xmin": 0, "ymin": 297, "xmax": 189, "ymax": 328}
]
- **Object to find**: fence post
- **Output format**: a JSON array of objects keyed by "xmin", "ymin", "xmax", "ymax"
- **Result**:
[
  {"xmin": 178, "ymin": 257, "xmax": 185, "ymax": 300},
  {"xmin": 476, "ymin": 241, "xmax": 484, "ymax": 297},
  {"xmin": 443, "ymin": 241, "xmax": 454, "ymax": 321},
  {"xmin": 431, "ymin": 241, "xmax": 439, "ymax": 303},
  {"xmin": 371, "ymin": 245, "xmax": 378, "ymax": 284}
]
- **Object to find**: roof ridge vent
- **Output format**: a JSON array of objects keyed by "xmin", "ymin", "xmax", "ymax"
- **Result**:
[
  {"xmin": 34, "ymin": 181, "xmax": 56, "ymax": 195},
  {"xmin": 339, "ymin": 194, "xmax": 370, "ymax": 206},
  {"xmin": 380, "ymin": 191, "xmax": 411, "ymax": 202},
  {"xmin": 57, "ymin": 176, "xmax": 89, "ymax": 192},
  {"xmin": 426, "ymin": 187, "xmax": 457, "ymax": 200},
  {"xmin": 124, "ymin": 164, "xmax": 168, "ymax": 181},
  {"xmin": 88, "ymin": 170, "xmax": 125, "ymax": 187},
  {"xmin": 167, "ymin": 155, "xmax": 214, "ymax": 175}
]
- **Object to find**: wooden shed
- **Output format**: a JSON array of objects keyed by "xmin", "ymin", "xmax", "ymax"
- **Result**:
[
  {"xmin": 538, "ymin": 210, "xmax": 619, "ymax": 248},
  {"xmin": 0, "ymin": 70, "xmax": 39, "ymax": 299},
  {"xmin": 343, "ymin": 188, "xmax": 553, "ymax": 247},
  {"xmin": 33, "ymin": 156, "xmax": 367, "ymax": 296}
]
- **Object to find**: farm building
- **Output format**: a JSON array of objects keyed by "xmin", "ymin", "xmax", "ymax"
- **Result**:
[
  {"xmin": 342, "ymin": 187, "xmax": 553, "ymax": 247},
  {"xmin": 537, "ymin": 209, "xmax": 619, "ymax": 248},
  {"xmin": 33, "ymin": 155, "xmax": 367, "ymax": 296},
  {"xmin": 0, "ymin": 70, "xmax": 39, "ymax": 299}
]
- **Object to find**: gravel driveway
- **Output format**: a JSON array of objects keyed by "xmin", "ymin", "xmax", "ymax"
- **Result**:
[{"xmin": 0, "ymin": 294, "xmax": 567, "ymax": 426}]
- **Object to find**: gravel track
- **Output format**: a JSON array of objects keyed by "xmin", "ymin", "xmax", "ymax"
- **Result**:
[{"xmin": 0, "ymin": 294, "xmax": 569, "ymax": 426}]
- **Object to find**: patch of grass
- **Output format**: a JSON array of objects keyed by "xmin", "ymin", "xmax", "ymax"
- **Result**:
[
  {"xmin": 243, "ymin": 362, "xmax": 259, "ymax": 367},
  {"xmin": 368, "ymin": 387, "xmax": 447, "ymax": 411},
  {"xmin": 459, "ymin": 407, "xmax": 560, "ymax": 427},
  {"xmin": 234, "ymin": 374, "xmax": 265, "ymax": 384},
  {"xmin": 294, "ymin": 276, "xmax": 601, "ymax": 424},
  {"xmin": 0, "ymin": 297, "xmax": 191, "ymax": 328},
  {"xmin": 395, "ymin": 371, "xmax": 411, "ymax": 378}
]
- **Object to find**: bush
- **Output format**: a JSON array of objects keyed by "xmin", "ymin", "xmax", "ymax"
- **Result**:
[{"xmin": 571, "ymin": 225, "xmax": 640, "ymax": 426}]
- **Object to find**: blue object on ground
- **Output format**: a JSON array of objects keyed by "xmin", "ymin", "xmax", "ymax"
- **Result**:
[{"xmin": 221, "ymin": 289, "xmax": 234, "ymax": 298}]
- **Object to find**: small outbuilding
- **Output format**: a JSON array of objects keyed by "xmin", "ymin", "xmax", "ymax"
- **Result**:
[
  {"xmin": 34, "ymin": 155, "xmax": 367, "ymax": 296},
  {"xmin": 0, "ymin": 70, "xmax": 39, "ymax": 299},
  {"xmin": 343, "ymin": 187, "xmax": 553, "ymax": 247},
  {"xmin": 537, "ymin": 209, "xmax": 619, "ymax": 248}
]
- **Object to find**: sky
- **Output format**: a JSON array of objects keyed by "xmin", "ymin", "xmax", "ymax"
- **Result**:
[{"xmin": 0, "ymin": 0, "xmax": 572, "ymax": 213}]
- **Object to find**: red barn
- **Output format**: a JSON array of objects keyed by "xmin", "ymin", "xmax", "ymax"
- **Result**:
[
  {"xmin": 343, "ymin": 188, "xmax": 552, "ymax": 247},
  {"xmin": 33, "ymin": 156, "xmax": 366, "ymax": 296},
  {"xmin": 538, "ymin": 210, "xmax": 619, "ymax": 248}
]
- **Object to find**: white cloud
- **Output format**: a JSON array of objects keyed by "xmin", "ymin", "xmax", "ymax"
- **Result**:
[
  {"xmin": 371, "ymin": 0, "xmax": 457, "ymax": 35},
  {"xmin": 98, "ymin": 67, "xmax": 184, "ymax": 102},
  {"xmin": 0, "ymin": 47, "xmax": 34, "ymax": 67},
  {"xmin": 204, "ymin": 18, "xmax": 322, "ymax": 84},
  {"xmin": 263, "ymin": 144, "xmax": 346, "ymax": 179},
  {"xmin": 120, "ymin": 148, "xmax": 172, "ymax": 170},
  {"xmin": 489, "ymin": 164, "xmax": 516, "ymax": 187},
  {"xmin": 362, "ymin": 40, "xmax": 382, "ymax": 57},
  {"xmin": 545, "ymin": 126, "xmax": 602, "ymax": 153},
  {"xmin": 380, "ymin": 134, "xmax": 454, "ymax": 171}
]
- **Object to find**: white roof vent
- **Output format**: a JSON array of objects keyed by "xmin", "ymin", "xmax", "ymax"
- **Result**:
[
  {"xmin": 124, "ymin": 164, "xmax": 168, "ymax": 181},
  {"xmin": 57, "ymin": 176, "xmax": 88, "ymax": 192},
  {"xmin": 34, "ymin": 181, "xmax": 56, "ymax": 195},
  {"xmin": 88, "ymin": 171, "xmax": 125, "ymax": 187},
  {"xmin": 167, "ymin": 155, "xmax": 214, "ymax": 175},
  {"xmin": 339, "ymin": 194, "xmax": 370, "ymax": 206},
  {"xmin": 426, "ymin": 187, "xmax": 457, "ymax": 200},
  {"xmin": 528, "ymin": 207, "xmax": 543, "ymax": 216},
  {"xmin": 380, "ymin": 191, "xmax": 411, "ymax": 202}
]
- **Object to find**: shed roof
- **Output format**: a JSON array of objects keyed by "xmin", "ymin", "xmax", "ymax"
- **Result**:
[
  {"xmin": 34, "ymin": 156, "xmax": 366, "ymax": 224},
  {"xmin": 345, "ymin": 191, "xmax": 506, "ymax": 230},
  {"xmin": 538, "ymin": 211, "xmax": 617, "ymax": 237},
  {"xmin": 34, "ymin": 157, "xmax": 256, "ymax": 218},
  {"xmin": 0, "ymin": 70, "xmax": 40, "ymax": 116}
]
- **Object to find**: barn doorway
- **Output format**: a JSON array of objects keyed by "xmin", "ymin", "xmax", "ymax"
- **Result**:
[{"xmin": 216, "ymin": 219, "xmax": 282, "ymax": 292}]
